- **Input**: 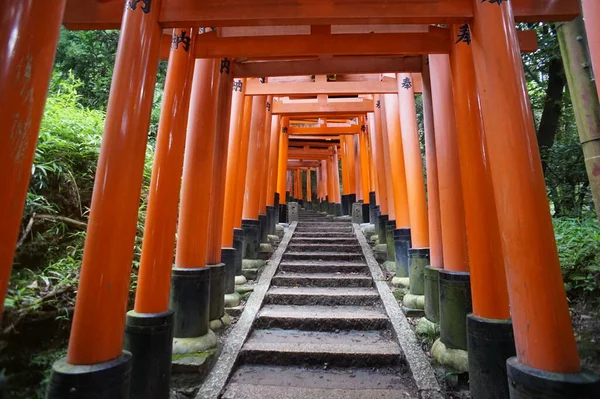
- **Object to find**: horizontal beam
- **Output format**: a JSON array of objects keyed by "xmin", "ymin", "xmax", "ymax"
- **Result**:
[
  {"xmin": 289, "ymin": 140, "xmax": 341, "ymax": 148},
  {"xmin": 233, "ymin": 56, "xmax": 423, "ymax": 78},
  {"xmin": 288, "ymin": 126, "xmax": 360, "ymax": 136},
  {"xmin": 288, "ymin": 160, "xmax": 322, "ymax": 168},
  {"xmin": 63, "ymin": 0, "xmax": 580, "ymax": 30},
  {"xmin": 272, "ymin": 100, "xmax": 374, "ymax": 115},
  {"xmin": 247, "ymin": 80, "xmax": 398, "ymax": 96},
  {"xmin": 194, "ymin": 29, "xmax": 451, "ymax": 58}
]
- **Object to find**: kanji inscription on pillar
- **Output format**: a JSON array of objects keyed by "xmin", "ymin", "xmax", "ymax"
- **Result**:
[
  {"xmin": 455, "ymin": 24, "xmax": 471, "ymax": 45},
  {"xmin": 171, "ymin": 30, "xmax": 191, "ymax": 51},
  {"xmin": 127, "ymin": 0, "xmax": 151, "ymax": 13},
  {"xmin": 401, "ymin": 77, "xmax": 412, "ymax": 90}
]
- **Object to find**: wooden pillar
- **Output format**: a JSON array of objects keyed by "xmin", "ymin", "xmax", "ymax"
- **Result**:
[
  {"xmin": 276, "ymin": 119, "xmax": 290, "ymax": 201},
  {"xmin": 397, "ymin": 74, "xmax": 429, "ymax": 248},
  {"xmin": 377, "ymin": 96, "xmax": 397, "ymax": 221},
  {"xmin": 340, "ymin": 137, "xmax": 350, "ymax": 195},
  {"xmin": 267, "ymin": 115, "xmax": 281, "ymax": 206},
  {"xmin": 359, "ymin": 119, "xmax": 371, "ymax": 204},
  {"xmin": 354, "ymin": 134, "xmax": 363, "ymax": 202},
  {"xmin": 582, "ymin": 0, "xmax": 600, "ymax": 98},
  {"xmin": 222, "ymin": 78, "xmax": 247, "ymax": 247},
  {"xmin": 258, "ymin": 96, "xmax": 274, "ymax": 216},
  {"xmin": 346, "ymin": 135, "xmax": 357, "ymax": 195},
  {"xmin": 321, "ymin": 160, "xmax": 329, "ymax": 201},
  {"xmin": 371, "ymin": 102, "xmax": 389, "ymax": 215},
  {"xmin": 429, "ymin": 55, "xmax": 469, "ymax": 272},
  {"xmin": 422, "ymin": 57, "xmax": 444, "ymax": 269},
  {"xmin": 0, "ymin": 0, "xmax": 66, "ymax": 314},
  {"xmin": 307, "ymin": 169, "xmax": 312, "ymax": 202},
  {"xmin": 242, "ymin": 96, "xmax": 268, "ymax": 220},
  {"xmin": 206, "ymin": 59, "xmax": 234, "ymax": 264},
  {"xmin": 66, "ymin": 1, "xmax": 162, "ymax": 366},
  {"xmin": 382, "ymin": 94, "xmax": 410, "ymax": 228},
  {"xmin": 135, "ymin": 28, "xmax": 197, "ymax": 314},
  {"xmin": 471, "ymin": 0, "xmax": 580, "ymax": 373},
  {"xmin": 327, "ymin": 154, "xmax": 336, "ymax": 203},
  {"xmin": 233, "ymin": 96, "xmax": 253, "ymax": 229},
  {"xmin": 332, "ymin": 147, "xmax": 342, "ymax": 203}
]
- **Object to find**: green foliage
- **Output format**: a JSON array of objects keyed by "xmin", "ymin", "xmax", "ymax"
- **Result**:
[{"xmin": 554, "ymin": 217, "xmax": 600, "ymax": 295}]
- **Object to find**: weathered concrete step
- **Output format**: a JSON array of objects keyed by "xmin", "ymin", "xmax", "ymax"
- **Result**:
[
  {"xmin": 279, "ymin": 261, "xmax": 368, "ymax": 274},
  {"xmin": 295, "ymin": 224, "xmax": 352, "ymax": 229},
  {"xmin": 283, "ymin": 252, "xmax": 364, "ymax": 261},
  {"xmin": 239, "ymin": 329, "xmax": 401, "ymax": 367},
  {"xmin": 286, "ymin": 243, "xmax": 362, "ymax": 253},
  {"xmin": 265, "ymin": 286, "xmax": 379, "ymax": 306},
  {"xmin": 223, "ymin": 365, "xmax": 418, "ymax": 399},
  {"xmin": 272, "ymin": 272, "xmax": 372, "ymax": 288},
  {"xmin": 254, "ymin": 305, "xmax": 388, "ymax": 330},
  {"xmin": 293, "ymin": 231, "xmax": 355, "ymax": 238},
  {"xmin": 290, "ymin": 237, "xmax": 358, "ymax": 244}
]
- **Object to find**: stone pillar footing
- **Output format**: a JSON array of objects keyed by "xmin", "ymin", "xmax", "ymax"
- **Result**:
[
  {"xmin": 424, "ymin": 266, "xmax": 440, "ymax": 323},
  {"xmin": 394, "ymin": 228, "xmax": 412, "ymax": 278},
  {"xmin": 124, "ymin": 310, "xmax": 174, "ymax": 399},
  {"xmin": 209, "ymin": 263, "xmax": 225, "ymax": 322},
  {"xmin": 467, "ymin": 314, "xmax": 515, "ymax": 399},
  {"xmin": 46, "ymin": 352, "xmax": 132, "ymax": 399},
  {"xmin": 172, "ymin": 329, "xmax": 217, "ymax": 355},
  {"xmin": 170, "ymin": 267, "xmax": 210, "ymax": 338},
  {"xmin": 439, "ymin": 270, "xmax": 472, "ymax": 351},
  {"xmin": 507, "ymin": 357, "xmax": 600, "ymax": 399},
  {"xmin": 431, "ymin": 338, "xmax": 468, "ymax": 373}
]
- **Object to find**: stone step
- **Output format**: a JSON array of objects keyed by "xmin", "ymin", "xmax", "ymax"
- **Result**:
[
  {"xmin": 283, "ymin": 252, "xmax": 364, "ymax": 262},
  {"xmin": 279, "ymin": 261, "xmax": 368, "ymax": 274},
  {"xmin": 290, "ymin": 237, "xmax": 358, "ymax": 245},
  {"xmin": 239, "ymin": 329, "xmax": 401, "ymax": 367},
  {"xmin": 254, "ymin": 304, "xmax": 389, "ymax": 330},
  {"xmin": 272, "ymin": 272, "xmax": 373, "ymax": 288},
  {"xmin": 265, "ymin": 286, "xmax": 380, "ymax": 306},
  {"xmin": 293, "ymin": 231, "xmax": 355, "ymax": 238},
  {"xmin": 295, "ymin": 225, "xmax": 353, "ymax": 230},
  {"xmin": 286, "ymin": 243, "xmax": 362, "ymax": 253},
  {"xmin": 223, "ymin": 365, "xmax": 418, "ymax": 399}
]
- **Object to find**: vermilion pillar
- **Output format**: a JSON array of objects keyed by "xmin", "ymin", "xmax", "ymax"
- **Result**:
[
  {"xmin": 126, "ymin": 28, "xmax": 196, "ymax": 399},
  {"xmin": 371, "ymin": 101, "xmax": 389, "ymax": 216},
  {"xmin": 306, "ymin": 169, "xmax": 312, "ymax": 203},
  {"xmin": 354, "ymin": 135, "xmax": 363, "ymax": 202},
  {"xmin": 171, "ymin": 58, "xmax": 219, "ymax": 347},
  {"xmin": 267, "ymin": 115, "xmax": 282, "ymax": 207},
  {"xmin": 382, "ymin": 94, "xmax": 410, "ymax": 228},
  {"xmin": 233, "ymin": 97, "xmax": 254, "ymax": 229},
  {"xmin": 258, "ymin": 96, "xmax": 274, "ymax": 216},
  {"xmin": 332, "ymin": 147, "xmax": 342, "ymax": 209},
  {"xmin": 582, "ymin": 0, "xmax": 600, "ymax": 97},
  {"xmin": 449, "ymin": 24, "xmax": 512, "ymax": 398},
  {"xmin": 276, "ymin": 119, "xmax": 290, "ymax": 201},
  {"xmin": 50, "ymin": 1, "xmax": 162, "ymax": 395},
  {"xmin": 242, "ymin": 96, "xmax": 268, "ymax": 220},
  {"xmin": 378, "ymin": 97, "xmax": 397, "ymax": 226},
  {"xmin": 222, "ymin": 78, "xmax": 247, "ymax": 248},
  {"xmin": 396, "ymin": 74, "xmax": 429, "ymax": 249},
  {"xmin": 429, "ymin": 55, "xmax": 469, "ymax": 273},
  {"xmin": 0, "ymin": 0, "xmax": 66, "ymax": 315},
  {"xmin": 66, "ymin": 0, "xmax": 162, "ymax": 366},
  {"xmin": 471, "ymin": 2, "xmax": 593, "ymax": 390},
  {"xmin": 359, "ymin": 120, "xmax": 371, "ymax": 204},
  {"xmin": 321, "ymin": 160, "xmax": 329, "ymax": 202}
]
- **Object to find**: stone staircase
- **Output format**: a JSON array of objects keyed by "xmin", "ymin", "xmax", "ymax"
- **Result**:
[{"xmin": 220, "ymin": 210, "xmax": 419, "ymax": 398}]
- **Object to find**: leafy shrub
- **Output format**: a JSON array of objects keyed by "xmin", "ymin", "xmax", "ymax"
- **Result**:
[{"xmin": 553, "ymin": 217, "xmax": 600, "ymax": 296}]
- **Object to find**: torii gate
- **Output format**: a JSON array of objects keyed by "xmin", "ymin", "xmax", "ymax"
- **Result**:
[{"xmin": 1, "ymin": 1, "xmax": 600, "ymax": 398}]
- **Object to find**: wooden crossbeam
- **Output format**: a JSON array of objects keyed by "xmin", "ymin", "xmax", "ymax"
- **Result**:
[
  {"xmin": 288, "ymin": 160, "xmax": 322, "ymax": 168},
  {"xmin": 289, "ymin": 140, "xmax": 341, "ymax": 148},
  {"xmin": 233, "ymin": 56, "xmax": 423, "ymax": 78},
  {"xmin": 63, "ymin": 0, "xmax": 580, "ymax": 30},
  {"xmin": 288, "ymin": 126, "xmax": 360, "ymax": 136},
  {"xmin": 247, "ymin": 80, "xmax": 398, "ymax": 96},
  {"xmin": 193, "ymin": 29, "xmax": 451, "ymax": 58},
  {"xmin": 272, "ymin": 100, "xmax": 374, "ymax": 115}
]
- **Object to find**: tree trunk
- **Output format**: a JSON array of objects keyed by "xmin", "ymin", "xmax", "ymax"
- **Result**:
[
  {"xmin": 557, "ymin": 17, "xmax": 600, "ymax": 222},
  {"xmin": 536, "ymin": 56, "xmax": 566, "ymax": 174}
]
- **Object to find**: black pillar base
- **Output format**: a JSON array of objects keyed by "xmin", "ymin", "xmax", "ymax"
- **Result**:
[
  {"xmin": 266, "ymin": 206, "xmax": 276, "ymax": 235},
  {"xmin": 348, "ymin": 194, "xmax": 356, "ymax": 215},
  {"xmin": 377, "ymin": 214, "xmax": 389, "ymax": 242},
  {"xmin": 385, "ymin": 221, "xmax": 397, "ymax": 261},
  {"xmin": 362, "ymin": 203, "xmax": 370, "ymax": 223},
  {"xmin": 222, "ymin": 248, "xmax": 236, "ymax": 294},
  {"xmin": 241, "ymin": 219, "xmax": 260, "ymax": 259},
  {"xmin": 341, "ymin": 194, "xmax": 349, "ymax": 215},
  {"xmin": 170, "ymin": 267, "xmax": 210, "ymax": 338},
  {"xmin": 334, "ymin": 203, "xmax": 343, "ymax": 216},
  {"xmin": 507, "ymin": 357, "xmax": 600, "ymax": 399},
  {"xmin": 124, "ymin": 310, "xmax": 174, "ymax": 399},
  {"xmin": 408, "ymin": 247, "xmax": 428, "ymax": 295},
  {"xmin": 467, "ymin": 315, "xmax": 515, "ymax": 399},
  {"xmin": 369, "ymin": 192, "xmax": 377, "ymax": 223},
  {"xmin": 258, "ymin": 213, "xmax": 268, "ymax": 243},
  {"xmin": 279, "ymin": 204, "xmax": 287, "ymax": 223},
  {"xmin": 393, "ymin": 228, "xmax": 412, "ymax": 278},
  {"xmin": 285, "ymin": 191, "xmax": 290, "ymax": 203},
  {"xmin": 209, "ymin": 263, "xmax": 225, "ymax": 321},
  {"xmin": 373, "ymin": 206, "xmax": 381, "ymax": 232},
  {"xmin": 439, "ymin": 270, "xmax": 472, "ymax": 350},
  {"xmin": 424, "ymin": 266, "xmax": 440, "ymax": 323},
  {"xmin": 232, "ymin": 228, "xmax": 244, "ymax": 275},
  {"xmin": 328, "ymin": 201, "xmax": 335, "ymax": 215},
  {"xmin": 46, "ymin": 352, "xmax": 132, "ymax": 399}
]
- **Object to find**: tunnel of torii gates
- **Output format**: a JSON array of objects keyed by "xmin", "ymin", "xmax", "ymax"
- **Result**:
[{"xmin": 2, "ymin": 0, "xmax": 600, "ymax": 398}]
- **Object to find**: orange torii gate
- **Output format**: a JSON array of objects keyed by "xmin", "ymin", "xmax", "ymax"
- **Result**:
[{"xmin": 1, "ymin": 0, "xmax": 600, "ymax": 398}]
